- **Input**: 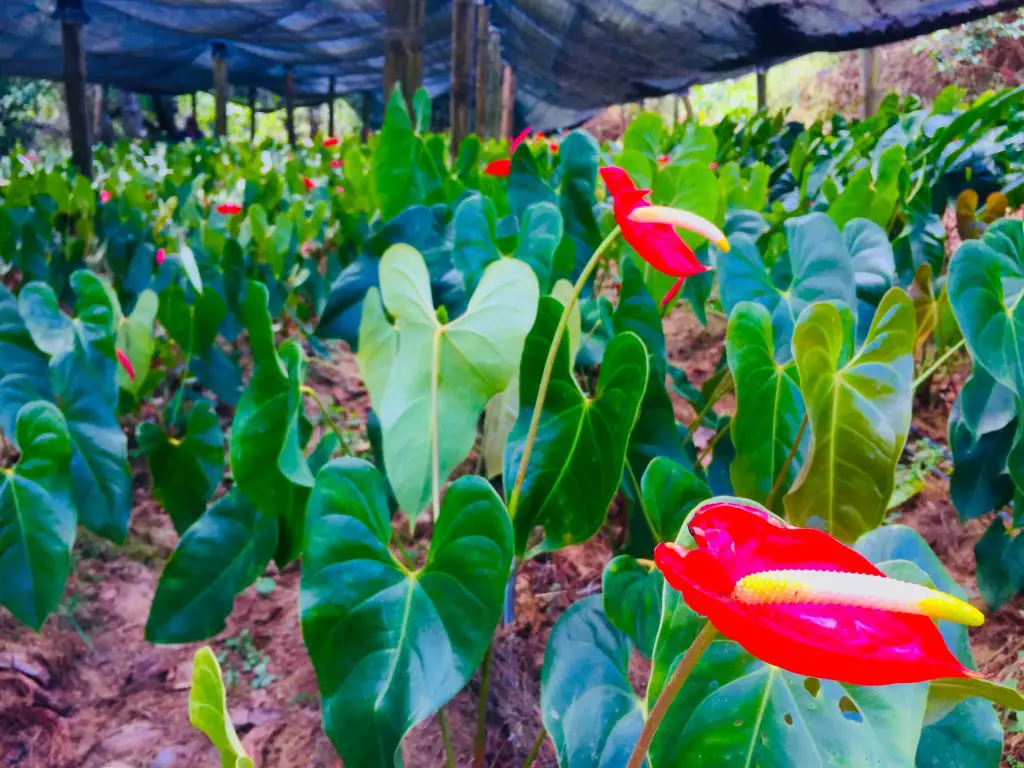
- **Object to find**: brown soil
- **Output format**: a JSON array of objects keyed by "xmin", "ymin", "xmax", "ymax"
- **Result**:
[{"xmin": 1, "ymin": 310, "xmax": 1021, "ymax": 768}]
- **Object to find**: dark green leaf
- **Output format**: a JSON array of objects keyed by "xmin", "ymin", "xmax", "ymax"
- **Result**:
[
  {"xmin": 515, "ymin": 201, "xmax": 563, "ymax": 293},
  {"xmin": 301, "ymin": 459, "xmax": 512, "ymax": 768},
  {"xmin": 726, "ymin": 301, "xmax": 807, "ymax": 511},
  {"xmin": 0, "ymin": 402, "xmax": 75, "ymax": 629},
  {"xmin": 639, "ymin": 457, "xmax": 709, "ymax": 545},
  {"xmin": 372, "ymin": 87, "xmax": 417, "ymax": 219},
  {"xmin": 974, "ymin": 517, "xmax": 1024, "ymax": 610},
  {"xmin": 506, "ymin": 297, "xmax": 647, "ymax": 554},
  {"xmin": 146, "ymin": 490, "xmax": 277, "ymax": 644},
  {"xmin": 602, "ymin": 556, "xmax": 663, "ymax": 658},
  {"xmin": 540, "ymin": 596, "xmax": 643, "ymax": 768},
  {"xmin": 451, "ymin": 193, "xmax": 499, "ymax": 294},
  {"xmin": 137, "ymin": 400, "xmax": 224, "ymax": 535}
]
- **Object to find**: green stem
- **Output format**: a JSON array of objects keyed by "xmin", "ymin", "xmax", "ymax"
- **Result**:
[
  {"xmin": 625, "ymin": 623, "xmax": 719, "ymax": 768},
  {"xmin": 521, "ymin": 726, "xmax": 548, "ymax": 768},
  {"xmin": 913, "ymin": 337, "xmax": 967, "ymax": 392},
  {"xmin": 507, "ymin": 226, "xmax": 622, "ymax": 517},
  {"xmin": 300, "ymin": 385, "xmax": 348, "ymax": 450},
  {"xmin": 438, "ymin": 708, "xmax": 456, "ymax": 768},
  {"xmin": 685, "ymin": 374, "xmax": 733, "ymax": 441},
  {"xmin": 693, "ymin": 421, "xmax": 731, "ymax": 469},
  {"xmin": 765, "ymin": 413, "xmax": 809, "ymax": 510},
  {"xmin": 473, "ymin": 643, "xmax": 494, "ymax": 768}
]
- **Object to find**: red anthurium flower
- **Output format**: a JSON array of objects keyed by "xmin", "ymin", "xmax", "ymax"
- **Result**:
[
  {"xmin": 336, "ymin": 186, "xmax": 344, "ymax": 195},
  {"xmin": 303, "ymin": 176, "xmax": 316, "ymax": 192},
  {"xmin": 155, "ymin": 248, "xmax": 166, "ymax": 266},
  {"xmin": 658, "ymin": 154, "xmax": 670, "ymax": 164},
  {"xmin": 116, "ymin": 349, "xmax": 136, "ymax": 381},
  {"xmin": 99, "ymin": 190, "xmax": 112, "ymax": 204},
  {"xmin": 600, "ymin": 166, "xmax": 727, "ymax": 306},
  {"xmin": 484, "ymin": 158, "xmax": 512, "ymax": 177},
  {"xmin": 549, "ymin": 141, "xmax": 560, "ymax": 154},
  {"xmin": 330, "ymin": 159, "xmax": 342, "ymax": 169},
  {"xmin": 322, "ymin": 136, "xmax": 340, "ymax": 148},
  {"xmin": 510, "ymin": 127, "xmax": 532, "ymax": 153},
  {"xmin": 655, "ymin": 501, "xmax": 983, "ymax": 686},
  {"xmin": 709, "ymin": 161, "xmax": 718, "ymax": 171},
  {"xmin": 216, "ymin": 203, "xmax": 242, "ymax": 215}
]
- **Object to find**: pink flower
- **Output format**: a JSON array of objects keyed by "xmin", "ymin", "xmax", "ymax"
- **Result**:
[
  {"xmin": 330, "ymin": 159, "xmax": 342, "ymax": 169},
  {"xmin": 335, "ymin": 186, "xmax": 344, "ymax": 195},
  {"xmin": 155, "ymin": 248, "xmax": 166, "ymax": 266},
  {"xmin": 99, "ymin": 190, "xmax": 112, "ymax": 204},
  {"xmin": 322, "ymin": 137, "xmax": 340, "ymax": 148},
  {"xmin": 216, "ymin": 203, "xmax": 242, "ymax": 215},
  {"xmin": 709, "ymin": 162, "xmax": 718, "ymax": 171},
  {"xmin": 116, "ymin": 349, "xmax": 136, "ymax": 381},
  {"xmin": 303, "ymin": 177, "xmax": 316, "ymax": 192}
]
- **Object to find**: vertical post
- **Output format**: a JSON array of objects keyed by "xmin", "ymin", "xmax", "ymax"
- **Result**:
[
  {"xmin": 327, "ymin": 76, "xmax": 336, "ymax": 136},
  {"xmin": 683, "ymin": 91, "xmax": 694, "ymax": 121},
  {"xmin": 384, "ymin": 0, "xmax": 426, "ymax": 112},
  {"xmin": 450, "ymin": 0, "xmax": 474, "ymax": 154},
  {"xmin": 484, "ymin": 28, "xmax": 502, "ymax": 138},
  {"xmin": 861, "ymin": 48, "xmax": 880, "ymax": 118},
  {"xmin": 191, "ymin": 92, "xmax": 198, "ymax": 118},
  {"xmin": 499, "ymin": 63, "xmax": 515, "ymax": 139},
  {"xmin": 212, "ymin": 42, "xmax": 228, "ymax": 138},
  {"xmin": 55, "ymin": 0, "xmax": 91, "ymax": 178},
  {"xmin": 474, "ymin": 2, "xmax": 490, "ymax": 137},
  {"xmin": 284, "ymin": 67, "xmax": 296, "ymax": 146},
  {"xmin": 309, "ymin": 105, "xmax": 321, "ymax": 139},
  {"xmin": 248, "ymin": 86, "xmax": 257, "ymax": 141},
  {"xmin": 756, "ymin": 68, "xmax": 767, "ymax": 112}
]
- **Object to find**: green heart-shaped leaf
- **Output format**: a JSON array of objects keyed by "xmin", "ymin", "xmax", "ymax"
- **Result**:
[
  {"xmin": 540, "ymin": 596, "xmax": 643, "ymax": 767},
  {"xmin": 189, "ymin": 647, "xmax": 254, "ymax": 768},
  {"xmin": 602, "ymin": 556, "xmax": 663, "ymax": 659},
  {"xmin": 146, "ymin": 490, "xmax": 277, "ymax": 643},
  {"xmin": 0, "ymin": 402, "xmax": 75, "ymax": 629},
  {"xmin": 360, "ymin": 244, "xmax": 538, "ymax": 517},
  {"xmin": 515, "ymin": 201, "xmax": 563, "ymax": 293},
  {"xmin": 640, "ymin": 457, "xmax": 710, "ymax": 545},
  {"xmin": 229, "ymin": 281, "xmax": 312, "ymax": 523},
  {"xmin": 719, "ymin": 213, "xmax": 856, "ymax": 359},
  {"xmin": 726, "ymin": 301, "xmax": 807, "ymax": 511},
  {"xmin": 0, "ymin": 284, "xmax": 47, "ymax": 382},
  {"xmin": 452, "ymin": 193, "xmax": 499, "ymax": 294},
  {"xmin": 947, "ymin": 219, "xmax": 1024, "ymax": 396},
  {"xmin": 300, "ymin": 458, "xmax": 513, "ymax": 768},
  {"xmin": 137, "ymin": 400, "xmax": 224, "ymax": 535},
  {"xmin": 974, "ymin": 516, "xmax": 1024, "ymax": 610},
  {"xmin": 784, "ymin": 289, "xmax": 915, "ymax": 542},
  {"xmin": 505, "ymin": 296, "xmax": 647, "ymax": 554}
]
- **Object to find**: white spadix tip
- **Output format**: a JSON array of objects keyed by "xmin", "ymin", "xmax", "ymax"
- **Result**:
[{"xmin": 628, "ymin": 206, "xmax": 730, "ymax": 252}]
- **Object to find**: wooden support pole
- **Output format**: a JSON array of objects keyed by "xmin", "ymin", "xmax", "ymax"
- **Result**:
[
  {"xmin": 861, "ymin": 48, "xmax": 880, "ymax": 118},
  {"xmin": 756, "ymin": 68, "xmax": 767, "ymax": 112},
  {"xmin": 474, "ymin": 2, "xmax": 490, "ymax": 137},
  {"xmin": 450, "ymin": 0, "xmax": 474, "ymax": 154},
  {"xmin": 327, "ymin": 77, "xmax": 336, "ymax": 136},
  {"xmin": 484, "ymin": 28, "xmax": 502, "ymax": 138},
  {"xmin": 499, "ymin": 63, "xmax": 515, "ymax": 139},
  {"xmin": 309, "ymin": 105, "xmax": 321, "ymax": 139},
  {"xmin": 56, "ymin": 0, "xmax": 92, "ymax": 178},
  {"xmin": 384, "ymin": 0, "xmax": 426, "ymax": 112},
  {"xmin": 248, "ymin": 86, "xmax": 257, "ymax": 141},
  {"xmin": 191, "ymin": 92, "xmax": 198, "ymax": 117},
  {"xmin": 212, "ymin": 42, "xmax": 228, "ymax": 138},
  {"xmin": 284, "ymin": 67, "xmax": 296, "ymax": 146}
]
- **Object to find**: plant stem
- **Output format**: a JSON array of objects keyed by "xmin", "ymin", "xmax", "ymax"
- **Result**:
[
  {"xmin": 300, "ymin": 385, "xmax": 348, "ymax": 450},
  {"xmin": 438, "ymin": 708, "xmax": 456, "ymax": 768},
  {"xmin": 521, "ymin": 726, "xmax": 548, "ymax": 768},
  {"xmin": 684, "ymin": 374, "xmax": 732, "ymax": 441},
  {"xmin": 694, "ymin": 421, "xmax": 731, "ymax": 469},
  {"xmin": 430, "ymin": 333, "xmax": 443, "ymax": 519},
  {"xmin": 625, "ymin": 623, "xmax": 719, "ymax": 768},
  {"xmin": 507, "ymin": 226, "xmax": 622, "ymax": 517},
  {"xmin": 765, "ymin": 413, "xmax": 809, "ymax": 510},
  {"xmin": 473, "ymin": 643, "xmax": 495, "ymax": 768},
  {"xmin": 913, "ymin": 337, "xmax": 967, "ymax": 392}
]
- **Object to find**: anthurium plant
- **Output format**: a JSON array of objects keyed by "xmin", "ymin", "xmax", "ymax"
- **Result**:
[{"xmin": 1, "ymin": 83, "xmax": 1023, "ymax": 767}]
